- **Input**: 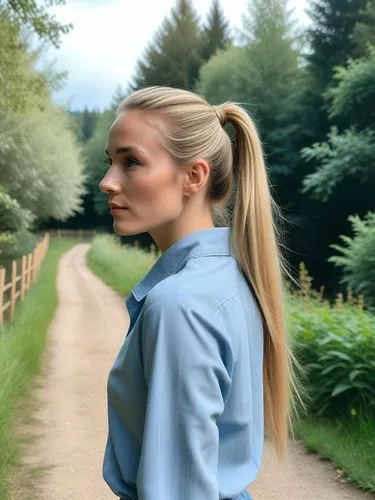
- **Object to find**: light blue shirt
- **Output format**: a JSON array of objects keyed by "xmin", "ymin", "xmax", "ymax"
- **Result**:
[{"xmin": 103, "ymin": 227, "xmax": 264, "ymax": 500}]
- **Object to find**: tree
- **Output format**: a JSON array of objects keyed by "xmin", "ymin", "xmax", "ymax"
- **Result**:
[
  {"xmin": 307, "ymin": 0, "xmax": 368, "ymax": 88},
  {"xmin": 201, "ymin": 0, "xmax": 232, "ymax": 62},
  {"xmin": 329, "ymin": 212, "xmax": 375, "ymax": 309},
  {"xmin": 132, "ymin": 0, "xmax": 202, "ymax": 90},
  {"xmin": 0, "ymin": 105, "xmax": 86, "ymax": 222},
  {"xmin": 0, "ymin": 11, "xmax": 52, "ymax": 112},
  {"xmin": 0, "ymin": 187, "xmax": 37, "ymax": 263},
  {"xmin": 198, "ymin": 0, "xmax": 305, "ymax": 201},
  {"xmin": 196, "ymin": 46, "xmax": 247, "ymax": 103},
  {"xmin": 302, "ymin": 127, "xmax": 375, "ymax": 201},
  {"xmin": 352, "ymin": 0, "xmax": 375, "ymax": 57},
  {"xmin": 302, "ymin": 48, "xmax": 375, "ymax": 200},
  {"xmin": 84, "ymin": 111, "xmax": 116, "ymax": 217},
  {"xmin": 327, "ymin": 46, "xmax": 375, "ymax": 130},
  {"xmin": 0, "ymin": 0, "xmax": 71, "ymax": 47},
  {"xmin": 300, "ymin": 49, "xmax": 375, "ymax": 292}
]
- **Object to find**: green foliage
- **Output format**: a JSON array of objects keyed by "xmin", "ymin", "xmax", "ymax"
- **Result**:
[
  {"xmin": 201, "ymin": 0, "xmax": 232, "ymax": 62},
  {"xmin": 327, "ymin": 48, "xmax": 375, "ymax": 130},
  {"xmin": 0, "ymin": 188, "xmax": 34, "ymax": 233},
  {"xmin": 329, "ymin": 212, "xmax": 375, "ymax": 308},
  {"xmin": 84, "ymin": 110, "xmax": 115, "ymax": 216},
  {"xmin": 87, "ymin": 234, "xmax": 156, "ymax": 296},
  {"xmin": 352, "ymin": 0, "xmax": 375, "ymax": 57},
  {"xmin": 0, "ymin": 238, "xmax": 76, "ymax": 500},
  {"xmin": 132, "ymin": 0, "xmax": 202, "ymax": 90},
  {"xmin": 0, "ymin": 11, "xmax": 51, "ymax": 112},
  {"xmin": 196, "ymin": 46, "xmax": 248, "ymax": 103},
  {"xmin": 307, "ymin": 0, "xmax": 368, "ymax": 88},
  {"xmin": 0, "ymin": 187, "xmax": 37, "ymax": 262},
  {"xmin": 69, "ymin": 107, "xmax": 100, "ymax": 143},
  {"xmin": 290, "ymin": 295, "xmax": 375, "ymax": 417},
  {"xmin": 301, "ymin": 127, "xmax": 375, "ymax": 201},
  {"xmin": 1, "ymin": 0, "xmax": 72, "ymax": 47},
  {"xmin": 295, "ymin": 416, "xmax": 375, "ymax": 492},
  {"xmin": 0, "ymin": 106, "xmax": 86, "ymax": 222}
]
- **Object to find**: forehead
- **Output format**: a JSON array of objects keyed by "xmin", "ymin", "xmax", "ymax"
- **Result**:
[{"xmin": 107, "ymin": 109, "xmax": 164, "ymax": 154}]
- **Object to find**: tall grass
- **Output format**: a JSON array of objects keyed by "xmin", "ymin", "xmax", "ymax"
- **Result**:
[
  {"xmin": 295, "ymin": 416, "xmax": 375, "ymax": 491},
  {"xmin": 86, "ymin": 234, "xmax": 156, "ymax": 296},
  {"xmin": 0, "ymin": 239, "xmax": 76, "ymax": 500}
]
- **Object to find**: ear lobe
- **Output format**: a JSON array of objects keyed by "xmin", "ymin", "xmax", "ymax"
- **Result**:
[
  {"xmin": 183, "ymin": 173, "xmax": 193, "ymax": 197},
  {"xmin": 183, "ymin": 160, "xmax": 210, "ymax": 196}
]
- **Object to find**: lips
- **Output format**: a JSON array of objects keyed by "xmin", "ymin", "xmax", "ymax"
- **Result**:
[{"xmin": 109, "ymin": 201, "xmax": 128, "ymax": 210}]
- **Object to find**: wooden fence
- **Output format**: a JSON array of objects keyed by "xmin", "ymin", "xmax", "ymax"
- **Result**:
[
  {"xmin": 0, "ymin": 234, "xmax": 50, "ymax": 327},
  {"xmin": 49, "ymin": 229, "xmax": 97, "ymax": 240}
]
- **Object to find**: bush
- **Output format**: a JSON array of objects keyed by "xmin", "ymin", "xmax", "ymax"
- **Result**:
[
  {"xmin": 289, "ymin": 292, "xmax": 375, "ymax": 418},
  {"xmin": 86, "ymin": 234, "xmax": 157, "ymax": 296},
  {"xmin": 329, "ymin": 212, "xmax": 375, "ymax": 309}
]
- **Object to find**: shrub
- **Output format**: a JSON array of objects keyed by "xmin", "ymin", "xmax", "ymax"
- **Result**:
[
  {"xmin": 329, "ymin": 212, "xmax": 375, "ymax": 309},
  {"xmin": 289, "ymin": 289, "xmax": 375, "ymax": 418},
  {"xmin": 86, "ymin": 234, "xmax": 156, "ymax": 296}
]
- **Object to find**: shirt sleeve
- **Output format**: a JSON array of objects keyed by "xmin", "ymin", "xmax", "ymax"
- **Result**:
[{"xmin": 136, "ymin": 296, "xmax": 233, "ymax": 500}]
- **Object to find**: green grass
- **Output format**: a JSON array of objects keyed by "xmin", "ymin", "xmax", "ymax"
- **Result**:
[
  {"xmin": 295, "ymin": 415, "xmax": 375, "ymax": 492},
  {"xmin": 86, "ymin": 234, "xmax": 156, "ymax": 296},
  {"xmin": 0, "ymin": 238, "xmax": 77, "ymax": 500}
]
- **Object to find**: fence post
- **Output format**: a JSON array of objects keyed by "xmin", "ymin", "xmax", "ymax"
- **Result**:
[
  {"xmin": 26, "ymin": 254, "xmax": 32, "ymax": 292},
  {"xmin": 0, "ymin": 268, "xmax": 5, "ymax": 327},
  {"xmin": 10, "ymin": 260, "xmax": 17, "ymax": 321},
  {"xmin": 32, "ymin": 246, "xmax": 38, "ymax": 283},
  {"xmin": 21, "ymin": 256, "xmax": 26, "ymax": 300}
]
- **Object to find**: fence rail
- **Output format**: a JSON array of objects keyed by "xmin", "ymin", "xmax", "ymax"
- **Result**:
[
  {"xmin": 0, "ymin": 234, "xmax": 50, "ymax": 327},
  {"xmin": 49, "ymin": 229, "xmax": 97, "ymax": 240}
]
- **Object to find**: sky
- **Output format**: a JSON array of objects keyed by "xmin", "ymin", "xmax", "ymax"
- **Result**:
[{"xmin": 44, "ymin": 0, "xmax": 310, "ymax": 111}]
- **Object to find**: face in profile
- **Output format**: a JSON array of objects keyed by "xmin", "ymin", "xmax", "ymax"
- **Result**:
[{"xmin": 99, "ymin": 110, "xmax": 187, "ymax": 236}]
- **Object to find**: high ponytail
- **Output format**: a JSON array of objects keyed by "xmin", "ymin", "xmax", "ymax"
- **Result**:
[
  {"xmin": 118, "ymin": 86, "xmax": 293, "ymax": 460},
  {"xmin": 223, "ymin": 103, "xmax": 290, "ymax": 459}
]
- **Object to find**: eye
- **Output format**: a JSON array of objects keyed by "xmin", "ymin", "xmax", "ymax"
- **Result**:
[
  {"xmin": 125, "ymin": 156, "xmax": 140, "ymax": 169},
  {"xmin": 104, "ymin": 157, "xmax": 112, "ymax": 167}
]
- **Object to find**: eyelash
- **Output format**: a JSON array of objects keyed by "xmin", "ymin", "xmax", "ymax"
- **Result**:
[{"xmin": 104, "ymin": 157, "xmax": 140, "ymax": 169}]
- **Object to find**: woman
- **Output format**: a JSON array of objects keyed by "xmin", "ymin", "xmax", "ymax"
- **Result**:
[{"xmin": 99, "ymin": 86, "xmax": 291, "ymax": 500}]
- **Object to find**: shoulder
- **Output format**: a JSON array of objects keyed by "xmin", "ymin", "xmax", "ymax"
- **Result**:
[
  {"xmin": 141, "ymin": 272, "xmax": 237, "ymax": 371},
  {"xmin": 144, "ymin": 254, "xmax": 245, "ymax": 318}
]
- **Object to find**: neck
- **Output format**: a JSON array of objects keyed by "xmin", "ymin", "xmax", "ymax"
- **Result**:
[{"xmin": 149, "ymin": 205, "xmax": 215, "ymax": 253}]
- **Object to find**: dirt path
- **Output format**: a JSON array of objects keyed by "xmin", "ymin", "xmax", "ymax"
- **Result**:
[{"xmin": 12, "ymin": 244, "xmax": 374, "ymax": 500}]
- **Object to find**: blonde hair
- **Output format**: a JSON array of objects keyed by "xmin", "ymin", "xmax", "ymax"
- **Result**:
[{"xmin": 118, "ymin": 86, "xmax": 292, "ymax": 459}]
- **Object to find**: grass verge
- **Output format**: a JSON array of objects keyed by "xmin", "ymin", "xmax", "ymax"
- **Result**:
[
  {"xmin": 86, "ymin": 234, "xmax": 156, "ymax": 296},
  {"xmin": 0, "ymin": 238, "xmax": 77, "ymax": 500},
  {"xmin": 295, "ymin": 415, "xmax": 375, "ymax": 492}
]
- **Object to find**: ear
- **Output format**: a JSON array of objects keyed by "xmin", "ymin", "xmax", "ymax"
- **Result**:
[{"xmin": 183, "ymin": 159, "xmax": 211, "ymax": 197}]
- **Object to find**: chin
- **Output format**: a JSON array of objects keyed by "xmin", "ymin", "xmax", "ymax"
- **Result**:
[{"xmin": 113, "ymin": 221, "xmax": 144, "ymax": 237}]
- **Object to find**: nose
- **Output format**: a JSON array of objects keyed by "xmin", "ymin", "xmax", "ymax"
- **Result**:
[{"xmin": 99, "ymin": 169, "xmax": 121, "ymax": 194}]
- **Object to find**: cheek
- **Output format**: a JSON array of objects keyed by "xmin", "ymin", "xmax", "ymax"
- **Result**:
[{"xmin": 133, "ymin": 168, "xmax": 183, "ymax": 207}]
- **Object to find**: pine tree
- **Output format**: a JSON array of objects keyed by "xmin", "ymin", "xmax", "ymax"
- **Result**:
[
  {"xmin": 307, "ymin": 0, "xmax": 368, "ymax": 88},
  {"xmin": 201, "ymin": 0, "xmax": 232, "ymax": 62},
  {"xmin": 353, "ymin": 0, "xmax": 375, "ymax": 57},
  {"xmin": 132, "ymin": 0, "xmax": 202, "ymax": 90}
]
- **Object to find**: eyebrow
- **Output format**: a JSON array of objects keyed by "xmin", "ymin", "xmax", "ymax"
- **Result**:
[{"xmin": 105, "ymin": 145, "xmax": 146, "ymax": 156}]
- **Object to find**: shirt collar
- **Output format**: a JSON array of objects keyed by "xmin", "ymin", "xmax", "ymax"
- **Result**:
[{"xmin": 130, "ymin": 227, "xmax": 232, "ymax": 303}]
